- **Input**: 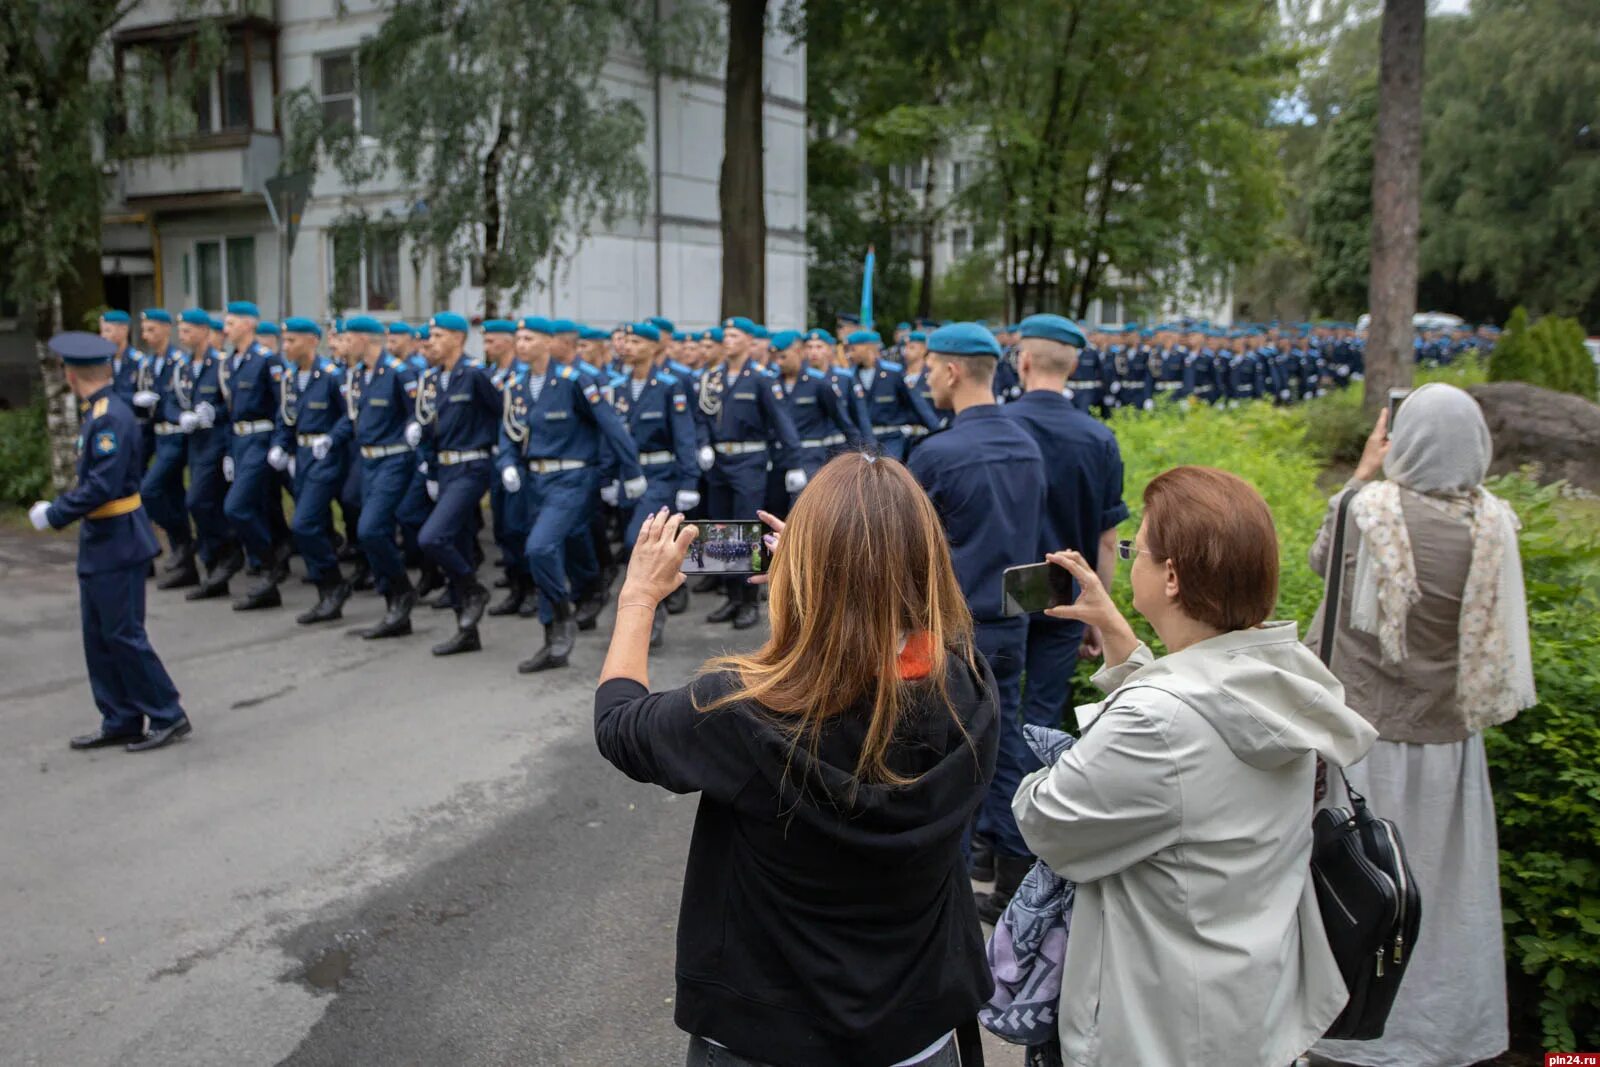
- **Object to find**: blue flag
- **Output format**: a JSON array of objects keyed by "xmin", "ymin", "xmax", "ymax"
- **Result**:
[{"xmin": 860, "ymin": 246, "xmax": 875, "ymax": 328}]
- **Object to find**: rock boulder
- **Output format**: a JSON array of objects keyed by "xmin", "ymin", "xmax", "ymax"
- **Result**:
[{"xmin": 1468, "ymin": 382, "xmax": 1600, "ymax": 492}]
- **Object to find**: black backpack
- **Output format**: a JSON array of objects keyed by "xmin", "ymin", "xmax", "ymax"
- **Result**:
[{"xmin": 1309, "ymin": 488, "xmax": 1424, "ymax": 1040}]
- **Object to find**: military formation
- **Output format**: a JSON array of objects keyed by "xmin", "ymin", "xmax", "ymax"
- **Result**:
[{"xmin": 48, "ymin": 305, "xmax": 1497, "ymax": 693}]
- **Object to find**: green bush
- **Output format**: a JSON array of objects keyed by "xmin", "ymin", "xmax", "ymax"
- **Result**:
[
  {"xmin": 0, "ymin": 400, "xmax": 50, "ymax": 506},
  {"xmin": 1073, "ymin": 391, "xmax": 1600, "ymax": 1050},
  {"xmin": 1491, "ymin": 306, "xmax": 1599, "ymax": 400}
]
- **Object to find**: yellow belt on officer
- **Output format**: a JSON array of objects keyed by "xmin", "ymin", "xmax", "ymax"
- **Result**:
[{"xmin": 88, "ymin": 494, "xmax": 141, "ymax": 520}]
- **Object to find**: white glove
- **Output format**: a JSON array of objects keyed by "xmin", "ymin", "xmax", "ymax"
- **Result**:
[
  {"xmin": 785, "ymin": 468, "xmax": 807, "ymax": 494},
  {"xmin": 311, "ymin": 437, "xmax": 331, "ymax": 461},
  {"xmin": 267, "ymin": 445, "xmax": 288, "ymax": 471},
  {"xmin": 599, "ymin": 481, "xmax": 620, "ymax": 506},
  {"xmin": 404, "ymin": 422, "xmax": 422, "ymax": 448},
  {"xmin": 178, "ymin": 410, "xmax": 200, "ymax": 433},
  {"xmin": 194, "ymin": 401, "xmax": 216, "ymax": 428},
  {"xmin": 674, "ymin": 489, "xmax": 700, "ymax": 513},
  {"xmin": 696, "ymin": 445, "xmax": 715, "ymax": 471},
  {"xmin": 426, "ymin": 480, "xmax": 439, "ymax": 501},
  {"xmin": 288, "ymin": 457, "xmax": 296, "ymax": 479},
  {"xmin": 900, "ymin": 424, "xmax": 913, "ymax": 437},
  {"xmin": 222, "ymin": 456, "xmax": 235, "ymax": 482},
  {"xmin": 1280, "ymin": 389, "xmax": 1292, "ymax": 401},
  {"xmin": 28, "ymin": 501, "xmax": 51, "ymax": 531},
  {"xmin": 133, "ymin": 390, "xmax": 159, "ymax": 409},
  {"xmin": 501, "ymin": 465, "xmax": 522, "ymax": 493},
  {"xmin": 622, "ymin": 475, "xmax": 648, "ymax": 501},
  {"xmin": 1143, "ymin": 399, "xmax": 1154, "ymax": 411}
]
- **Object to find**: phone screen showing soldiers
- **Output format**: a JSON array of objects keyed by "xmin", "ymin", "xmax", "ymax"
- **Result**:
[
  {"xmin": 1002, "ymin": 562, "xmax": 1078, "ymax": 617},
  {"xmin": 681, "ymin": 521, "xmax": 772, "ymax": 576}
]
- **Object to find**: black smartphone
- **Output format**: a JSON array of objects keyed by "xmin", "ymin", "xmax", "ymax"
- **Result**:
[
  {"xmin": 680, "ymin": 520, "xmax": 773, "ymax": 576},
  {"xmin": 1387, "ymin": 388, "xmax": 1410, "ymax": 437},
  {"xmin": 1001, "ymin": 562, "xmax": 1077, "ymax": 617}
]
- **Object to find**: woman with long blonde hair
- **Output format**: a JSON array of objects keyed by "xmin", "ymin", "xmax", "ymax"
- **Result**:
[{"xmin": 595, "ymin": 453, "xmax": 999, "ymax": 1067}]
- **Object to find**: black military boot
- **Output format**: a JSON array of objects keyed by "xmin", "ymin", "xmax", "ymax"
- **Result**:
[
  {"xmin": 268, "ymin": 540, "xmax": 293, "ymax": 585},
  {"xmin": 337, "ymin": 539, "xmax": 362, "ymax": 563},
  {"xmin": 296, "ymin": 576, "xmax": 351, "ymax": 625},
  {"xmin": 362, "ymin": 575, "xmax": 417, "ymax": 640},
  {"xmin": 431, "ymin": 624, "xmax": 481, "ymax": 656},
  {"xmin": 487, "ymin": 573, "xmax": 528, "ymax": 617},
  {"xmin": 214, "ymin": 544, "xmax": 245, "ymax": 584},
  {"xmin": 157, "ymin": 544, "xmax": 200, "ymax": 590},
  {"xmin": 232, "ymin": 575, "xmax": 282, "ymax": 611},
  {"xmin": 649, "ymin": 603, "xmax": 667, "ymax": 649},
  {"xmin": 428, "ymin": 587, "xmax": 457, "ymax": 610},
  {"xmin": 457, "ymin": 578, "xmax": 490, "ymax": 631},
  {"xmin": 161, "ymin": 541, "xmax": 194, "ymax": 574},
  {"xmin": 348, "ymin": 557, "xmax": 375, "ymax": 592},
  {"xmin": 663, "ymin": 585, "xmax": 689, "ymax": 616},
  {"xmin": 706, "ymin": 597, "xmax": 738, "ymax": 624},
  {"xmin": 692, "ymin": 574, "xmax": 721, "ymax": 594},
  {"xmin": 732, "ymin": 586, "xmax": 761, "ymax": 630},
  {"xmin": 573, "ymin": 587, "xmax": 608, "ymax": 632},
  {"xmin": 185, "ymin": 553, "xmax": 235, "ymax": 601},
  {"xmin": 976, "ymin": 852, "xmax": 1034, "ymax": 925},
  {"xmin": 415, "ymin": 560, "xmax": 446, "ymax": 600},
  {"xmin": 518, "ymin": 601, "xmax": 576, "ymax": 673}
]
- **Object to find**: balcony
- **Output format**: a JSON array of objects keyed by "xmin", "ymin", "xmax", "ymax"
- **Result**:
[{"xmin": 120, "ymin": 132, "xmax": 281, "ymax": 205}]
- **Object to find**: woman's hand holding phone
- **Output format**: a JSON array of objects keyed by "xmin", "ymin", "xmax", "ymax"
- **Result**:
[
  {"xmin": 619, "ymin": 509, "xmax": 698, "ymax": 608},
  {"xmin": 1044, "ymin": 550, "xmax": 1139, "ymax": 669},
  {"xmin": 746, "ymin": 510, "xmax": 785, "ymax": 586}
]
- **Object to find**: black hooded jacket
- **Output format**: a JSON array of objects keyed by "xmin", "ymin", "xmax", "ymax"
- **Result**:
[{"xmin": 594, "ymin": 651, "xmax": 998, "ymax": 1067}]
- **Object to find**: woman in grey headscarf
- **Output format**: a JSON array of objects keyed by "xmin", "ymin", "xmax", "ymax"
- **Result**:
[{"xmin": 1306, "ymin": 382, "xmax": 1536, "ymax": 1067}]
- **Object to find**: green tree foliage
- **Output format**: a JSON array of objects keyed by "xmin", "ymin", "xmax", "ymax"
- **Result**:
[
  {"xmin": 1305, "ymin": 83, "xmax": 1377, "ymax": 318},
  {"xmin": 1490, "ymin": 307, "xmax": 1599, "ymax": 400}
]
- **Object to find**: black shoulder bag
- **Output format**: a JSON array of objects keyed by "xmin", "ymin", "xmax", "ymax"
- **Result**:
[{"xmin": 1309, "ymin": 488, "xmax": 1423, "ymax": 1041}]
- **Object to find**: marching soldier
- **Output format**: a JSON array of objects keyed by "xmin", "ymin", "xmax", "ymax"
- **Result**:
[
  {"xmin": 217, "ymin": 301, "xmax": 288, "ymax": 611},
  {"xmin": 482, "ymin": 319, "xmax": 534, "ymax": 618},
  {"xmin": 98, "ymin": 310, "xmax": 145, "ymax": 411},
  {"xmin": 846, "ymin": 328, "xmax": 940, "ymax": 461},
  {"xmin": 136, "ymin": 310, "xmax": 198, "ymax": 588},
  {"xmin": 771, "ymin": 329, "xmax": 862, "ymax": 504},
  {"xmin": 176, "ymin": 309, "xmax": 241, "ymax": 600},
  {"xmin": 29, "ymin": 332, "xmax": 192, "ymax": 753}
]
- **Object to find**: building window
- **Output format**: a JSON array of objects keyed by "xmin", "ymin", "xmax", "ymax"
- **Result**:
[
  {"xmin": 951, "ymin": 161, "xmax": 967, "ymax": 195},
  {"xmin": 950, "ymin": 226, "xmax": 972, "ymax": 258},
  {"xmin": 331, "ymin": 229, "xmax": 402, "ymax": 312},
  {"xmin": 319, "ymin": 51, "xmax": 378, "ymax": 135},
  {"xmin": 195, "ymin": 236, "xmax": 256, "ymax": 307}
]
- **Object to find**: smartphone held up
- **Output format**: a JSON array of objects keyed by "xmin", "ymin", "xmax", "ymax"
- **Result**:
[
  {"xmin": 1001, "ymin": 561, "xmax": 1078, "ymax": 617},
  {"xmin": 680, "ymin": 520, "xmax": 773, "ymax": 576}
]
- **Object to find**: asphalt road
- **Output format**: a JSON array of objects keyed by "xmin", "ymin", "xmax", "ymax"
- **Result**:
[{"xmin": 0, "ymin": 528, "xmax": 1018, "ymax": 1067}]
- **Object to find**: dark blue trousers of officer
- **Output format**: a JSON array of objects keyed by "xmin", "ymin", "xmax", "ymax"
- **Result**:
[
  {"xmin": 357, "ymin": 453, "xmax": 414, "ymax": 595},
  {"xmin": 490, "ymin": 480, "xmax": 533, "ymax": 583},
  {"xmin": 397, "ymin": 461, "xmax": 433, "ymax": 567},
  {"xmin": 141, "ymin": 434, "xmax": 191, "ymax": 549},
  {"xmin": 705, "ymin": 451, "xmax": 767, "ymax": 593},
  {"xmin": 82, "ymin": 558, "xmax": 185, "ymax": 735},
  {"xmin": 523, "ymin": 467, "xmax": 600, "ymax": 623},
  {"xmin": 185, "ymin": 434, "xmax": 232, "ymax": 567},
  {"xmin": 223, "ymin": 433, "xmax": 276, "ymax": 567},
  {"xmin": 419, "ymin": 460, "xmax": 491, "ymax": 583},
  {"xmin": 291, "ymin": 450, "xmax": 349, "ymax": 585},
  {"xmin": 972, "ymin": 615, "xmax": 1029, "ymax": 857},
  {"xmin": 340, "ymin": 439, "xmax": 364, "ymax": 548}
]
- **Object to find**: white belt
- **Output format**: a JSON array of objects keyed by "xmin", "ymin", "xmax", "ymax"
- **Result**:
[
  {"xmin": 873, "ymin": 425, "xmax": 910, "ymax": 437},
  {"xmin": 362, "ymin": 443, "xmax": 412, "ymax": 460},
  {"xmin": 233, "ymin": 419, "xmax": 274, "ymax": 435},
  {"xmin": 638, "ymin": 450, "xmax": 674, "ymax": 466},
  {"xmin": 438, "ymin": 448, "xmax": 488, "ymax": 465},
  {"xmin": 907, "ymin": 425, "xmax": 931, "ymax": 437},
  {"xmin": 799, "ymin": 433, "xmax": 846, "ymax": 449},
  {"xmin": 154, "ymin": 422, "xmax": 184, "ymax": 436},
  {"xmin": 1157, "ymin": 381, "xmax": 1184, "ymax": 391},
  {"xmin": 297, "ymin": 433, "xmax": 331, "ymax": 448},
  {"xmin": 527, "ymin": 457, "xmax": 588, "ymax": 474},
  {"xmin": 714, "ymin": 441, "xmax": 767, "ymax": 456}
]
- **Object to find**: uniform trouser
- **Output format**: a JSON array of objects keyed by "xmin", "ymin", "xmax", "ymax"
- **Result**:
[
  {"xmin": 870, "ymin": 431, "xmax": 908, "ymax": 462},
  {"xmin": 185, "ymin": 435, "xmax": 231, "ymax": 567},
  {"xmin": 356, "ymin": 453, "xmax": 414, "ymax": 595},
  {"xmin": 223, "ymin": 432, "xmax": 275, "ymax": 567},
  {"xmin": 524, "ymin": 467, "xmax": 600, "ymax": 623},
  {"xmin": 621, "ymin": 472, "xmax": 681, "ymax": 545},
  {"xmin": 490, "ymin": 481, "xmax": 531, "ymax": 579},
  {"xmin": 420, "ymin": 460, "xmax": 491, "ymax": 582},
  {"xmin": 396, "ymin": 461, "xmax": 433, "ymax": 566},
  {"xmin": 971, "ymin": 615, "xmax": 1030, "ymax": 859},
  {"xmin": 140, "ymin": 435, "xmax": 191, "ymax": 548},
  {"xmin": 80, "ymin": 564, "xmax": 184, "ymax": 734},
  {"xmin": 339, "ymin": 439, "xmax": 364, "ymax": 542},
  {"xmin": 291, "ymin": 452, "xmax": 348, "ymax": 584},
  {"xmin": 706, "ymin": 452, "xmax": 768, "ymax": 600},
  {"xmin": 270, "ymin": 466, "xmax": 293, "ymax": 546}
]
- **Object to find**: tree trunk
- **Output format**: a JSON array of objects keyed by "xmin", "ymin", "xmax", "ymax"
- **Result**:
[
  {"xmin": 1364, "ymin": 0, "xmax": 1424, "ymax": 415},
  {"xmin": 36, "ymin": 296, "xmax": 76, "ymax": 494},
  {"xmin": 915, "ymin": 156, "xmax": 937, "ymax": 318},
  {"xmin": 480, "ymin": 120, "xmax": 513, "ymax": 319},
  {"xmin": 719, "ymin": 0, "xmax": 767, "ymax": 320}
]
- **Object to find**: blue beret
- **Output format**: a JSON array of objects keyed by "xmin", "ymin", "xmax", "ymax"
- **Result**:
[
  {"xmin": 388, "ymin": 321, "xmax": 414, "ymax": 337},
  {"xmin": 180, "ymin": 308, "xmax": 210, "ymax": 327},
  {"xmin": 579, "ymin": 326, "xmax": 610, "ymax": 341},
  {"xmin": 282, "ymin": 317, "xmax": 322, "ymax": 337},
  {"xmin": 670, "ymin": 330, "xmax": 686, "ymax": 342},
  {"xmin": 708, "ymin": 327, "xmax": 725, "ymax": 343},
  {"xmin": 928, "ymin": 322, "xmax": 1001, "ymax": 358},
  {"xmin": 1018, "ymin": 314, "xmax": 1086, "ymax": 349},
  {"xmin": 626, "ymin": 322, "xmax": 661, "ymax": 341},
  {"xmin": 430, "ymin": 312, "xmax": 470, "ymax": 334},
  {"xmin": 548, "ymin": 318, "xmax": 578, "ymax": 334},
  {"xmin": 50, "ymin": 331, "xmax": 115, "ymax": 365},
  {"xmin": 908, "ymin": 330, "xmax": 927, "ymax": 343},
  {"xmin": 837, "ymin": 312, "xmax": 860, "ymax": 326},
  {"xmin": 256, "ymin": 321, "xmax": 280, "ymax": 336},
  {"xmin": 142, "ymin": 309, "xmax": 173, "ymax": 324},
  {"xmin": 751, "ymin": 324, "xmax": 769, "ymax": 339},
  {"xmin": 332, "ymin": 319, "xmax": 346, "ymax": 334},
  {"xmin": 416, "ymin": 324, "xmax": 430, "ymax": 340},
  {"xmin": 482, "ymin": 319, "xmax": 517, "ymax": 335},
  {"xmin": 769, "ymin": 330, "xmax": 802, "ymax": 350},
  {"xmin": 101, "ymin": 310, "xmax": 131, "ymax": 325},
  {"xmin": 519, "ymin": 316, "xmax": 551, "ymax": 334},
  {"xmin": 722, "ymin": 316, "xmax": 757, "ymax": 334},
  {"xmin": 208, "ymin": 316, "xmax": 225, "ymax": 331},
  {"xmin": 345, "ymin": 316, "xmax": 386, "ymax": 335},
  {"xmin": 897, "ymin": 321, "xmax": 910, "ymax": 331},
  {"xmin": 846, "ymin": 330, "xmax": 881, "ymax": 346},
  {"xmin": 648, "ymin": 315, "xmax": 675, "ymax": 333},
  {"xmin": 226, "ymin": 301, "xmax": 260, "ymax": 318},
  {"xmin": 806, "ymin": 328, "xmax": 833, "ymax": 343}
]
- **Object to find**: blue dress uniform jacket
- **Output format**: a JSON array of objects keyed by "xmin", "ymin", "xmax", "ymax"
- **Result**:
[
  {"xmin": 416, "ymin": 358, "xmax": 501, "ymax": 583},
  {"xmin": 274, "ymin": 357, "xmax": 348, "ymax": 584},
  {"xmin": 1187, "ymin": 347, "xmax": 1225, "ymax": 405},
  {"xmin": 775, "ymin": 368, "xmax": 862, "ymax": 474},
  {"xmin": 1068, "ymin": 346, "xmax": 1108, "ymax": 415},
  {"xmin": 332, "ymin": 356, "xmax": 420, "ymax": 593},
  {"xmin": 993, "ymin": 348, "xmax": 1024, "ymax": 403},
  {"xmin": 331, "ymin": 355, "xmax": 417, "ymax": 450},
  {"xmin": 498, "ymin": 363, "xmax": 643, "ymax": 479},
  {"xmin": 220, "ymin": 340, "xmax": 286, "ymax": 564},
  {"xmin": 1152, "ymin": 346, "xmax": 1190, "ymax": 402},
  {"xmin": 272, "ymin": 357, "xmax": 347, "ymax": 450},
  {"xmin": 616, "ymin": 371, "xmax": 699, "ymax": 490},
  {"xmin": 110, "ymin": 347, "xmax": 145, "ymax": 407},
  {"xmin": 704, "ymin": 361, "xmax": 804, "ymax": 460},
  {"xmin": 428, "ymin": 359, "xmax": 501, "ymax": 458},
  {"xmin": 47, "ymin": 386, "xmax": 162, "ymax": 574},
  {"xmin": 856, "ymin": 359, "xmax": 940, "ymax": 460},
  {"xmin": 139, "ymin": 347, "xmax": 192, "ymax": 545},
  {"xmin": 827, "ymin": 365, "xmax": 874, "ymax": 443},
  {"xmin": 182, "ymin": 348, "xmax": 233, "ymax": 565}
]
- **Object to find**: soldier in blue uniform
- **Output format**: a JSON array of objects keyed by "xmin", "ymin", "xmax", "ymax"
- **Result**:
[
  {"xmin": 612, "ymin": 321, "xmax": 700, "ymax": 645},
  {"xmin": 256, "ymin": 320, "xmax": 280, "ymax": 352},
  {"xmin": 804, "ymin": 328, "xmax": 870, "ymax": 445},
  {"xmin": 986, "ymin": 313, "xmax": 1131, "ymax": 919},
  {"xmin": 1224, "ymin": 334, "xmax": 1263, "ymax": 406},
  {"xmin": 268, "ymin": 318, "xmax": 352, "ymax": 624},
  {"xmin": 1151, "ymin": 328, "xmax": 1189, "ymax": 403},
  {"xmin": 135, "ymin": 310, "xmax": 198, "ymax": 588},
  {"xmin": 397, "ymin": 323, "xmax": 443, "ymax": 599},
  {"xmin": 905, "ymin": 322, "xmax": 1044, "ymax": 917},
  {"xmin": 215, "ymin": 301, "xmax": 288, "ymax": 610},
  {"xmin": 1068, "ymin": 332, "xmax": 1108, "ymax": 415},
  {"xmin": 1108, "ymin": 328, "xmax": 1152, "ymax": 413},
  {"xmin": 847, "ymin": 328, "xmax": 940, "ymax": 461},
  {"xmin": 174, "ymin": 309, "xmax": 242, "ymax": 600},
  {"xmin": 479, "ymin": 319, "xmax": 534, "ymax": 618},
  {"xmin": 498, "ymin": 319, "xmax": 643, "ymax": 672},
  {"xmin": 991, "ymin": 323, "xmax": 1024, "ymax": 403},
  {"xmin": 698, "ymin": 316, "xmax": 805, "ymax": 629},
  {"xmin": 98, "ymin": 310, "xmax": 145, "ymax": 413},
  {"xmin": 29, "ymin": 333, "xmax": 191, "ymax": 752},
  {"xmin": 771, "ymin": 329, "xmax": 861, "ymax": 510}
]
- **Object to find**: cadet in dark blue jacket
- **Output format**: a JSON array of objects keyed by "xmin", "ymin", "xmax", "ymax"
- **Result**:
[
  {"xmin": 30, "ymin": 333, "xmax": 191, "ymax": 753},
  {"xmin": 771, "ymin": 329, "xmax": 861, "ymax": 503},
  {"xmin": 98, "ymin": 310, "xmax": 145, "ymax": 414},
  {"xmin": 174, "ymin": 309, "xmax": 242, "ymax": 600},
  {"xmin": 216, "ymin": 301, "xmax": 288, "ymax": 611},
  {"xmin": 135, "ymin": 310, "xmax": 197, "ymax": 588},
  {"xmin": 848, "ymin": 329, "xmax": 941, "ymax": 461}
]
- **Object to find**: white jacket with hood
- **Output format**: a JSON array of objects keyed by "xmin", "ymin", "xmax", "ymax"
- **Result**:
[{"xmin": 1013, "ymin": 622, "xmax": 1378, "ymax": 1067}]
